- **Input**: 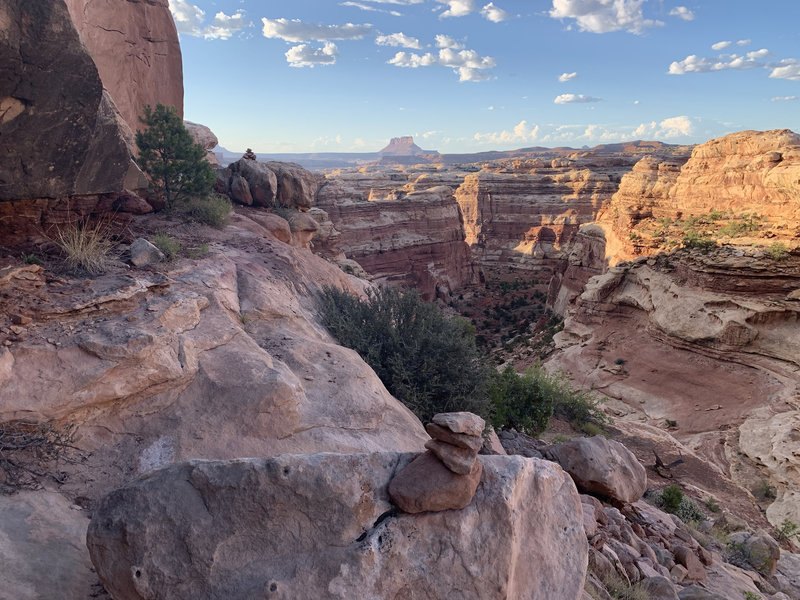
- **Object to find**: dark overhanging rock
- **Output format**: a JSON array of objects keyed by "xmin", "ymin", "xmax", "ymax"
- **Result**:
[{"xmin": 0, "ymin": 0, "xmax": 139, "ymax": 202}]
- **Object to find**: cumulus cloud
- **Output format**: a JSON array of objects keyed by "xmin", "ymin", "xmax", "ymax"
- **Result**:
[
  {"xmin": 481, "ymin": 2, "xmax": 510, "ymax": 22},
  {"xmin": 387, "ymin": 46, "xmax": 495, "ymax": 81},
  {"xmin": 285, "ymin": 42, "xmax": 339, "ymax": 67},
  {"xmin": 771, "ymin": 95, "xmax": 798, "ymax": 102},
  {"xmin": 262, "ymin": 18, "xmax": 372, "ymax": 42},
  {"xmin": 558, "ymin": 71, "xmax": 578, "ymax": 82},
  {"xmin": 711, "ymin": 40, "xmax": 731, "ymax": 50},
  {"xmin": 668, "ymin": 49, "xmax": 777, "ymax": 75},
  {"xmin": 388, "ymin": 51, "xmax": 437, "ymax": 67},
  {"xmin": 436, "ymin": 0, "xmax": 476, "ymax": 18},
  {"xmin": 169, "ymin": 0, "xmax": 250, "ymax": 39},
  {"xmin": 770, "ymin": 59, "xmax": 800, "ymax": 80},
  {"xmin": 474, "ymin": 120, "xmax": 540, "ymax": 144},
  {"xmin": 548, "ymin": 0, "xmax": 663, "ymax": 34},
  {"xmin": 554, "ymin": 93, "xmax": 602, "ymax": 104},
  {"xmin": 375, "ymin": 32, "xmax": 422, "ymax": 48},
  {"xmin": 669, "ymin": 6, "xmax": 694, "ymax": 20},
  {"xmin": 435, "ymin": 34, "xmax": 464, "ymax": 49},
  {"xmin": 737, "ymin": 39, "xmax": 751, "ymax": 46}
]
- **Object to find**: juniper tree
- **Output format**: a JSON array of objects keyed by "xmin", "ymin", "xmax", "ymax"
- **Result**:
[{"xmin": 135, "ymin": 104, "xmax": 216, "ymax": 209}]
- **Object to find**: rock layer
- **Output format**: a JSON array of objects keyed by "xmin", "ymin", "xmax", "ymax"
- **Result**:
[{"xmin": 87, "ymin": 453, "xmax": 588, "ymax": 600}]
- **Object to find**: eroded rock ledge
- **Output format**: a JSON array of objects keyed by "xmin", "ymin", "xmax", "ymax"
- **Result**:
[{"xmin": 87, "ymin": 453, "xmax": 588, "ymax": 600}]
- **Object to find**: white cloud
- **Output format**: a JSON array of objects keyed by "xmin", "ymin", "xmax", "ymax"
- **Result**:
[
  {"xmin": 770, "ymin": 59, "xmax": 800, "ymax": 80},
  {"xmin": 488, "ymin": 105, "xmax": 495, "ymax": 110},
  {"xmin": 262, "ymin": 18, "xmax": 372, "ymax": 42},
  {"xmin": 669, "ymin": 6, "xmax": 694, "ymax": 20},
  {"xmin": 474, "ymin": 120, "xmax": 540, "ymax": 144},
  {"xmin": 669, "ymin": 49, "xmax": 776, "ymax": 75},
  {"xmin": 375, "ymin": 32, "xmax": 422, "ymax": 48},
  {"xmin": 711, "ymin": 40, "xmax": 731, "ymax": 50},
  {"xmin": 481, "ymin": 2, "xmax": 510, "ymax": 22},
  {"xmin": 168, "ymin": 0, "xmax": 250, "ymax": 39},
  {"xmin": 736, "ymin": 39, "xmax": 751, "ymax": 46},
  {"xmin": 203, "ymin": 11, "xmax": 250, "ymax": 40},
  {"xmin": 435, "ymin": 34, "xmax": 464, "ymax": 49},
  {"xmin": 421, "ymin": 130, "xmax": 439, "ymax": 138},
  {"xmin": 554, "ymin": 93, "xmax": 602, "ymax": 104},
  {"xmin": 548, "ymin": 0, "xmax": 663, "ymax": 34},
  {"xmin": 341, "ymin": 2, "xmax": 402, "ymax": 16},
  {"xmin": 388, "ymin": 51, "xmax": 438, "ymax": 67},
  {"xmin": 436, "ymin": 0, "xmax": 476, "ymax": 18},
  {"xmin": 474, "ymin": 115, "xmax": 700, "ymax": 147},
  {"xmin": 285, "ymin": 42, "xmax": 339, "ymax": 67},
  {"xmin": 771, "ymin": 95, "xmax": 798, "ymax": 102},
  {"xmin": 558, "ymin": 71, "xmax": 578, "ymax": 82},
  {"xmin": 387, "ymin": 46, "xmax": 495, "ymax": 81}
]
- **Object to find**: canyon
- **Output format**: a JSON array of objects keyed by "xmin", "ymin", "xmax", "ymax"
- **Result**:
[{"xmin": 1, "ymin": 1, "xmax": 800, "ymax": 599}]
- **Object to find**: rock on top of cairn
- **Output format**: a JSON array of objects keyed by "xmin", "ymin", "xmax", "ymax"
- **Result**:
[{"xmin": 432, "ymin": 412, "xmax": 485, "ymax": 437}]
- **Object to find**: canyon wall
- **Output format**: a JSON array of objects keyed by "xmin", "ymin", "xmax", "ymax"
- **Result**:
[
  {"xmin": 601, "ymin": 129, "xmax": 800, "ymax": 263},
  {"xmin": 550, "ymin": 247, "xmax": 800, "ymax": 526},
  {"xmin": 316, "ymin": 174, "xmax": 478, "ymax": 300}
]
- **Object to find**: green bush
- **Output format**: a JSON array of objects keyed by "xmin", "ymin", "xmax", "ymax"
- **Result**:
[
  {"xmin": 661, "ymin": 484, "xmax": 684, "ymax": 513},
  {"xmin": 176, "ymin": 193, "xmax": 232, "ymax": 228},
  {"xmin": 682, "ymin": 229, "xmax": 716, "ymax": 251},
  {"xmin": 319, "ymin": 286, "xmax": 491, "ymax": 423},
  {"xmin": 767, "ymin": 242, "xmax": 789, "ymax": 260},
  {"xmin": 152, "ymin": 233, "xmax": 181, "ymax": 259},
  {"xmin": 776, "ymin": 518, "xmax": 799, "ymax": 542},
  {"xmin": 651, "ymin": 485, "xmax": 706, "ymax": 523},
  {"xmin": 488, "ymin": 365, "xmax": 554, "ymax": 435}
]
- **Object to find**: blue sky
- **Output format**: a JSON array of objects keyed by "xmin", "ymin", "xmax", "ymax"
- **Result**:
[{"xmin": 169, "ymin": 0, "xmax": 799, "ymax": 153}]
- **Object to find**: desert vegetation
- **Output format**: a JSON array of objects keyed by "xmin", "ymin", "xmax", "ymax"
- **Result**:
[{"xmin": 319, "ymin": 285, "xmax": 607, "ymax": 433}]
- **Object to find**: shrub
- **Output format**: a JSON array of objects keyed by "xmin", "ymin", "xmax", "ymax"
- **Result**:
[
  {"xmin": 176, "ymin": 193, "xmax": 232, "ymax": 228},
  {"xmin": 135, "ymin": 104, "xmax": 216, "ymax": 209},
  {"xmin": 152, "ymin": 233, "xmax": 181, "ymax": 259},
  {"xmin": 488, "ymin": 365, "xmax": 554, "ymax": 435},
  {"xmin": 682, "ymin": 229, "xmax": 716, "ymax": 251},
  {"xmin": 704, "ymin": 496, "xmax": 721, "ymax": 513},
  {"xmin": 52, "ymin": 219, "xmax": 114, "ymax": 274},
  {"xmin": 661, "ymin": 484, "xmax": 684, "ymax": 513},
  {"xmin": 651, "ymin": 485, "xmax": 706, "ymax": 523},
  {"xmin": 767, "ymin": 242, "xmax": 789, "ymax": 260},
  {"xmin": 776, "ymin": 518, "xmax": 799, "ymax": 542},
  {"xmin": 319, "ymin": 286, "xmax": 491, "ymax": 423}
]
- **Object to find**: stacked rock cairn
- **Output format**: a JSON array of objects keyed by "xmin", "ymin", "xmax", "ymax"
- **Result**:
[{"xmin": 388, "ymin": 412, "xmax": 485, "ymax": 513}]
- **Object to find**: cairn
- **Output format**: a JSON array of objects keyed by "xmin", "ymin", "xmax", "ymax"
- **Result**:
[
  {"xmin": 242, "ymin": 148, "xmax": 257, "ymax": 160},
  {"xmin": 388, "ymin": 412, "xmax": 485, "ymax": 513}
]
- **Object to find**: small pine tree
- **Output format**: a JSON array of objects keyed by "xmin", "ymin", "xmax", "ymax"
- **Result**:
[{"xmin": 135, "ymin": 104, "xmax": 216, "ymax": 209}]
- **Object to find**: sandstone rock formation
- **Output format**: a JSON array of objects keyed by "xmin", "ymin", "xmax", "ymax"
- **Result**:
[
  {"xmin": 316, "ymin": 179, "xmax": 478, "ymax": 300},
  {"xmin": 601, "ymin": 130, "xmax": 800, "ymax": 262},
  {"xmin": 550, "ymin": 246, "xmax": 800, "ymax": 527},
  {"xmin": 87, "ymin": 453, "xmax": 588, "ymax": 600},
  {"xmin": 0, "ymin": 213, "xmax": 429, "ymax": 502},
  {"xmin": 219, "ymin": 160, "xmax": 320, "ymax": 210},
  {"xmin": 63, "ymin": 0, "xmax": 183, "ymax": 138},
  {"xmin": 549, "ymin": 435, "xmax": 647, "ymax": 504},
  {"xmin": 0, "ymin": 0, "xmax": 138, "ymax": 201}
]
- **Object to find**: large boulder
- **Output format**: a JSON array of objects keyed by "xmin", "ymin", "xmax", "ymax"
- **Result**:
[
  {"xmin": 87, "ymin": 453, "xmax": 588, "ymax": 600},
  {"xmin": 0, "ymin": 491, "xmax": 96, "ymax": 600},
  {"xmin": 0, "ymin": 0, "xmax": 138, "ymax": 200},
  {"xmin": 549, "ymin": 435, "xmax": 647, "ymax": 504},
  {"xmin": 228, "ymin": 159, "xmax": 278, "ymax": 206},
  {"xmin": 266, "ymin": 161, "xmax": 320, "ymax": 209}
]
